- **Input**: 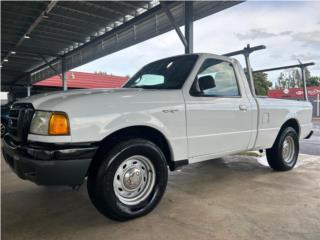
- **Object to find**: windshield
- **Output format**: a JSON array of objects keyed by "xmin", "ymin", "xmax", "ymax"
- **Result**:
[{"xmin": 123, "ymin": 55, "xmax": 198, "ymax": 89}]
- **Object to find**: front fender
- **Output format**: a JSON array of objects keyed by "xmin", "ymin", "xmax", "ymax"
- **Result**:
[{"xmin": 69, "ymin": 105, "xmax": 187, "ymax": 161}]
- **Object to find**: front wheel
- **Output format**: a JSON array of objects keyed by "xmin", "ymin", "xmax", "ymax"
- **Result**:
[
  {"xmin": 266, "ymin": 127, "xmax": 299, "ymax": 171},
  {"xmin": 87, "ymin": 138, "xmax": 168, "ymax": 221}
]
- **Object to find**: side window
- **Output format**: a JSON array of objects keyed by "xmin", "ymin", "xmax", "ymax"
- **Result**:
[{"xmin": 192, "ymin": 59, "xmax": 240, "ymax": 97}]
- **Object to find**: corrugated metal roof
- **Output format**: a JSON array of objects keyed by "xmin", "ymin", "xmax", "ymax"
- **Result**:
[
  {"xmin": 33, "ymin": 71, "xmax": 128, "ymax": 89},
  {"xmin": 1, "ymin": 1, "xmax": 242, "ymax": 91}
]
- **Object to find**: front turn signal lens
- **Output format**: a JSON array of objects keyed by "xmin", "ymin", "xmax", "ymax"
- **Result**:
[{"xmin": 48, "ymin": 112, "xmax": 70, "ymax": 135}]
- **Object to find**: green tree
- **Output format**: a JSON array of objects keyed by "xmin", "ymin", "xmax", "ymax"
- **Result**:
[
  {"xmin": 307, "ymin": 76, "xmax": 320, "ymax": 86},
  {"xmin": 277, "ymin": 72, "xmax": 288, "ymax": 89},
  {"xmin": 253, "ymin": 72, "xmax": 272, "ymax": 96},
  {"xmin": 305, "ymin": 68, "xmax": 311, "ymax": 80},
  {"xmin": 277, "ymin": 67, "xmax": 319, "ymax": 88}
]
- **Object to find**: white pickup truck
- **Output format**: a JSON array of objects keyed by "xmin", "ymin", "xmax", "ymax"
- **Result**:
[{"xmin": 3, "ymin": 53, "xmax": 313, "ymax": 221}]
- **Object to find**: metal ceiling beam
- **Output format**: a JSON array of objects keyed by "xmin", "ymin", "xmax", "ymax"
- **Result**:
[
  {"xmin": 2, "ymin": 60, "xmax": 37, "ymax": 67},
  {"xmin": 27, "ymin": 34, "xmax": 77, "ymax": 45},
  {"xmin": 80, "ymin": 1, "xmax": 130, "ymax": 18},
  {"xmin": 55, "ymin": 4, "xmax": 114, "ymax": 22},
  {"xmin": 3, "ymin": 2, "xmax": 110, "ymax": 27},
  {"xmin": 51, "ymin": 7, "xmax": 110, "ymax": 26},
  {"xmin": 21, "ymin": 38, "xmax": 70, "ymax": 48},
  {"xmin": 2, "ymin": 9, "xmax": 41, "ymax": 22},
  {"xmin": 112, "ymin": 1, "xmax": 140, "ymax": 12},
  {"xmin": 16, "ymin": 46, "xmax": 62, "ymax": 56},
  {"xmin": 3, "ymin": 30, "xmax": 77, "ymax": 45},
  {"xmin": 2, "ymin": 2, "xmax": 47, "ymax": 15},
  {"xmin": 42, "ymin": 18, "xmax": 96, "ymax": 32},
  {"xmin": 27, "ymin": 2, "xmax": 167, "ymax": 80},
  {"xmin": 1, "ymin": 24, "xmax": 26, "ymax": 33},
  {"xmin": 40, "ymin": 55, "xmax": 62, "ymax": 79},
  {"xmin": 31, "ymin": 29, "xmax": 85, "ymax": 43},
  {"xmin": 1, "ymin": 48, "xmax": 59, "ymax": 57},
  {"xmin": 1, "ymin": 69, "xmax": 22, "ymax": 75},
  {"xmin": 161, "ymin": 2, "xmax": 188, "ymax": 48},
  {"xmin": 1, "ymin": 39, "xmax": 21, "ymax": 46},
  {"xmin": 126, "ymin": 1, "xmax": 149, "ymax": 10},
  {"xmin": 2, "ymin": 28, "xmax": 84, "ymax": 43},
  {"xmin": 8, "ymin": 54, "xmax": 43, "ymax": 61},
  {"xmin": 36, "ymin": 24, "xmax": 89, "ymax": 37},
  {"xmin": 1, "ymin": 16, "xmax": 37, "ymax": 26},
  {"xmin": 1, "ymin": 0, "xmax": 58, "ymax": 65},
  {"xmin": 47, "ymin": 12, "xmax": 104, "ymax": 29},
  {"xmin": 161, "ymin": 1, "xmax": 194, "ymax": 53},
  {"xmin": 1, "ymin": 28, "xmax": 25, "ymax": 37}
]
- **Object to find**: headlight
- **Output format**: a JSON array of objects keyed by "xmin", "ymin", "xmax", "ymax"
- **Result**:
[{"xmin": 30, "ymin": 111, "xmax": 70, "ymax": 135}]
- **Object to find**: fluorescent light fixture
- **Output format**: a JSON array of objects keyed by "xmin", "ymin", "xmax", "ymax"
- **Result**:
[
  {"xmin": 24, "ymin": 34, "xmax": 31, "ymax": 39},
  {"xmin": 3, "ymin": 59, "xmax": 8, "ymax": 62},
  {"xmin": 10, "ymin": 51, "xmax": 16, "ymax": 54}
]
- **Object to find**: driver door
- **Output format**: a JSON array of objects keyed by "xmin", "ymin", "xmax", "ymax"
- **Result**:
[{"xmin": 185, "ymin": 58, "xmax": 253, "ymax": 162}]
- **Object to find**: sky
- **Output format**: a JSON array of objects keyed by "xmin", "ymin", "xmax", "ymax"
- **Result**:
[{"xmin": 74, "ymin": 1, "xmax": 320, "ymax": 86}]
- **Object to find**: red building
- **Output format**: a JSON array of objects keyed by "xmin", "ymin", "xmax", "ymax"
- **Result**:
[
  {"xmin": 33, "ymin": 71, "xmax": 129, "ymax": 89},
  {"xmin": 268, "ymin": 86, "xmax": 320, "ymax": 118},
  {"xmin": 268, "ymin": 86, "xmax": 320, "ymax": 99}
]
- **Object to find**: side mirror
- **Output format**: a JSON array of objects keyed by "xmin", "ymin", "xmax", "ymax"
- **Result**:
[{"xmin": 198, "ymin": 75, "xmax": 216, "ymax": 91}]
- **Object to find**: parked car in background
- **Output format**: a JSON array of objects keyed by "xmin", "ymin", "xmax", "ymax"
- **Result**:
[
  {"xmin": 1, "ymin": 103, "xmax": 11, "ymax": 138},
  {"xmin": 2, "ymin": 53, "xmax": 313, "ymax": 221}
]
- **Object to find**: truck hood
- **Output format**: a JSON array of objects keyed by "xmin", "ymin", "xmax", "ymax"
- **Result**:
[{"xmin": 17, "ymin": 88, "xmax": 183, "ymax": 111}]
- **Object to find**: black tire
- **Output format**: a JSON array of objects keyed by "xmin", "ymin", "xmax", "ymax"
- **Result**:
[
  {"xmin": 87, "ymin": 138, "xmax": 168, "ymax": 221},
  {"xmin": 266, "ymin": 127, "xmax": 299, "ymax": 171}
]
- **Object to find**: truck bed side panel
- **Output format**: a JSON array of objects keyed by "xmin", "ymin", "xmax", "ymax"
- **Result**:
[{"xmin": 255, "ymin": 98, "xmax": 312, "ymax": 149}]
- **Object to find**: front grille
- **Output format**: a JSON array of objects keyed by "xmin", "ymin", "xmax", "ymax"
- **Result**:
[{"xmin": 8, "ymin": 103, "xmax": 34, "ymax": 143}]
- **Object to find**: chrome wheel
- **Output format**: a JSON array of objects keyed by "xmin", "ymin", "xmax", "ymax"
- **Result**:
[
  {"xmin": 282, "ymin": 135, "xmax": 295, "ymax": 163},
  {"xmin": 113, "ymin": 155, "xmax": 156, "ymax": 205},
  {"xmin": 1, "ymin": 123, "xmax": 5, "ymax": 136}
]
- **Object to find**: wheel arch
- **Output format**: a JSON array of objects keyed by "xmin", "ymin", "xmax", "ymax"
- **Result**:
[
  {"xmin": 88, "ymin": 125, "xmax": 176, "ymax": 175},
  {"xmin": 271, "ymin": 118, "xmax": 300, "ymax": 148},
  {"xmin": 280, "ymin": 118, "xmax": 300, "ymax": 137}
]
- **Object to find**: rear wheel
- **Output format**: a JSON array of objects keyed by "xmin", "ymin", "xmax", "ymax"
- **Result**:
[
  {"xmin": 266, "ymin": 127, "xmax": 299, "ymax": 171},
  {"xmin": 87, "ymin": 138, "xmax": 168, "ymax": 221}
]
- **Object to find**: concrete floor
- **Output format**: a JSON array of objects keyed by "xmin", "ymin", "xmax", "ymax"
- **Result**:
[{"xmin": 2, "ymin": 150, "xmax": 320, "ymax": 240}]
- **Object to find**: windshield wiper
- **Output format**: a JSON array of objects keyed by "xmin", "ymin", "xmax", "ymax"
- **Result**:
[
  {"xmin": 131, "ymin": 85, "xmax": 147, "ymax": 88},
  {"xmin": 131, "ymin": 85, "xmax": 162, "ymax": 89}
]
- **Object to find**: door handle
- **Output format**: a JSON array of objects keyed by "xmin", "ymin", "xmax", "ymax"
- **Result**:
[{"xmin": 239, "ymin": 104, "xmax": 248, "ymax": 111}]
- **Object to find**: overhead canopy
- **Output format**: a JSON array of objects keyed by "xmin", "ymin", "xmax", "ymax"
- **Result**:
[{"xmin": 1, "ymin": 1, "xmax": 241, "ymax": 91}]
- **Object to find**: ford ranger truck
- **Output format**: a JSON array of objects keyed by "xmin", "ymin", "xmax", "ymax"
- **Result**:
[{"xmin": 2, "ymin": 54, "xmax": 313, "ymax": 221}]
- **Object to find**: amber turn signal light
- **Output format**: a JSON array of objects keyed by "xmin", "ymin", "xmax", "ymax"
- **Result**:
[{"xmin": 48, "ymin": 112, "xmax": 70, "ymax": 135}]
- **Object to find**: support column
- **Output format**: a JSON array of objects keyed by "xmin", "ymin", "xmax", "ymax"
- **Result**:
[
  {"xmin": 161, "ymin": 2, "xmax": 193, "ymax": 54},
  {"xmin": 184, "ymin": 1, "xmax": 193, "ymax": 54},
  {"xmin": 301, "ymin": 67, "xmax": 308, "ymax": 101},
  {"xmin": 27, "ymin": 74, "xmax": 32, "ymax": 97},
  {"xmin": 27, "ymin": 85, "xmax": 31, "ymax": 97},
  {"xmin": 61, "ymin": 57, "xmax": 67, "ymax": 91},
  {"xmin": 243, "ymin": 47, "xmax": 255, "ymax": 96}
]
